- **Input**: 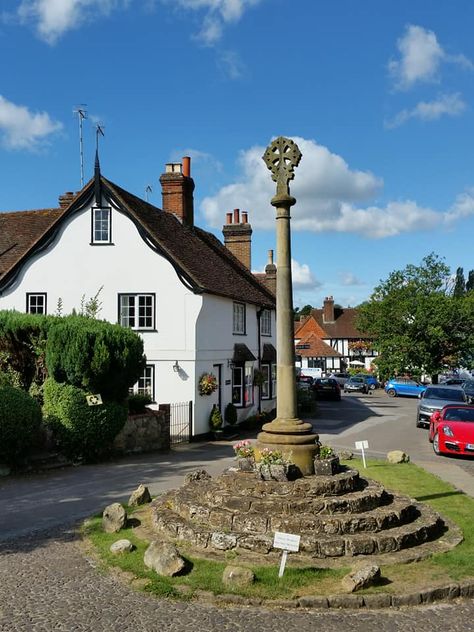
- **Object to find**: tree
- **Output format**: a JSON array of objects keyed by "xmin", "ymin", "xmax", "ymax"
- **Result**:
[
  {"xmin": 294, "ymin": 304, "xmax": 313, "ymax": 321},
  {"xmin": 357, "ymin": 253, "xmax": 474, "ymax": 383},
  {"xmin": 467, "ymin": 270, "xmax": 474, "ymax": 293},
  {"xmin": 453, "ymin": 267, "xmax": 466, "ymax": 297}
]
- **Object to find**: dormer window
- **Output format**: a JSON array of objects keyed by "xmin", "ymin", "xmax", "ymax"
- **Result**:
[{"xmin": 91, "ymin": 206, "xmax": 112, "ymax": 244}]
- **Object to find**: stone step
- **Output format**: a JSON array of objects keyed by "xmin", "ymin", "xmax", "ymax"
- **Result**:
[{"xmin": 151, "ymin": 499, "xmax": 443, "ymax": 558}]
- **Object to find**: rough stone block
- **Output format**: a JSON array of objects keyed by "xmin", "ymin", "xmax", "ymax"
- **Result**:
[
  {"xmin": 298, "ymin": 596, "xmax": 329, "ymax": 609},
  {"xmin": 387, "ymin": 450, "xmax": 410, "ymax": 464},
  {"xmin": 222, "ymin": 565, "xmax": 255, "ymax": 587},
  {"xmin": 102, "ymin": 503, "xmax": 127, "ymax": 533},
  {"xmin": 144, "ymin": 541, "xmax": 185, "ymax": 576}
]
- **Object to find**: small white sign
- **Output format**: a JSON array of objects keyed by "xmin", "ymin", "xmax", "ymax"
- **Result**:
[
  {"xmin": 86, "ymin": 394, "xmax": 103, "ymax": 406},
  {"xmin": 273, "ymin": 531, "xmax": 300, "ymax": 553},
  {"xmin": 355, "ymin": 440, "xmax": 369, "ymax": 468}
]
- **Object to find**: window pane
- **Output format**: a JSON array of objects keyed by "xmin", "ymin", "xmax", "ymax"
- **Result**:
[
  {"xmin": 119, "ymin": 295, "xmax": 135, "ymax": 328},
  {"xmin": 232, "ymin": 367, "xmax": 243, "ymax": 405},
  {"xmin": 27, "ymin": 294, "xmax": 46, "ymax": 314},
  {"xmin": 233, "ymin": 302, "xmax": 245, "ymax": 334},
  {"xmin": 244, "ymin": 365, "xmax": 253, "ymax": 405},
  {"xmin": 261, "ymin": 364, "xmax": 270, "ymax": 399},
  {"xmin": 138, "ymin": 295, "xmax": 153, "ymax": 329},
  {"xmin": 261, "ymin": 309, "xmax": 271, "ymax": 335},
  {"xmin": 93, "ymin": 208, "xmax": 110, "ymax": 242}
]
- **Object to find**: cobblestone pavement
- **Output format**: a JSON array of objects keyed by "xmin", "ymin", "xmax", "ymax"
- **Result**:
[{"xmin": 2, "ymin": 527, "xmax": 474, "ymax": 632}]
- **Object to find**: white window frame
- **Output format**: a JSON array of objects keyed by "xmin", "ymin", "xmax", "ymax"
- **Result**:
[
  {"xmin": 232, "ymin": 363, "xmax": 253, "ymax": 407},
  {"xmin": 26, "ymin": 293, "xmax": 47, "ymax": 314},
  {"xmin": 260, "ymin": 309, "xmax": 271, "ymax": 336},
  {"xmin": 261, "ymin": 364, "xmax": 271, "ymax": 399},
  {"xmin": 130, "ymin": 365, "xmax": 155, "ymax": 400},
  {"xmin": 119, "ymin": 294, "xmax": 155, "ymax": 330},
  {"xmin": 92, "ymin": 206, "xmax": 111, "ymax": 244},
  {"xmin": 233, "ymin": 302, "xmax": 246, "ymax": 335}
]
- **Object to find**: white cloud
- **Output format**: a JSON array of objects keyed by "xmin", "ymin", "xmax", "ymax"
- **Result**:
[
  {"xmin": 388, "ymin": 24, "xmax": 472, "ymax": 90},
  {"xmin": 16, "ymin": 0, "xmax": 129, "ymax": 44},
  {"xmin": 200, "ymin": 136, "xmax": 474, "ymax": 239},
  {"xmin": 217, "ymin": 50, "xmax": 244, "ymax": 79},
  {"xmin": 291, "ymin": 259, "xmax": 321, "ymax": 289},
  {"xmin": 0, "ymin": 95, "xmax": 63, "ymax": 150},
  {"xmin": 385, "ymin": 93, "xmax": 467, "ymax": 128},
  {"xmin": 340, "ymin": 272, "xmax": 364, "ymax": 287},
  {"xmin": 170, "ymin": 147, "xmax": 223, "ymax": 172}
]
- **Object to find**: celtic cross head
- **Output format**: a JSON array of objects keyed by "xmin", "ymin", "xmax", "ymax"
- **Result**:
[{"xmin": 262, "ymin": 137, "xmax": 302, "ymax": 194}]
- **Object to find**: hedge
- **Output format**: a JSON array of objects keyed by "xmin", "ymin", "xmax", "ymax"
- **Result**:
[
  {"xmin": 43, "ymin": 378, "xmax": 128, "ymax": 461},
  {"xmin": 0, "ymin": 385, "xmax": 42, "ymax": 465},
  {"xmin": 45, "ymin": 316, "xmax": 145, "ymax": 402}
]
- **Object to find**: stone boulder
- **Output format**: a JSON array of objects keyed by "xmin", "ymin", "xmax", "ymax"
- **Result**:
[
  {"xmin": 110, "ymin": 539, "xmax": 134, "ymax": 555},
  {"xmin": 144, "ymin": 541, "xmax": 186, "ymax": 577},
  {"xmin": 128, "ymin": 484, "xmax": 152, "ymax": 507},
  {"xmin": 341, "ymin": 565, "xmax": 381, "ymax": 593},
  {"xmin": 223, "ymin": 565, "xmax": 255, "ymax": 587},
  {"xmin": 102, "ymin": 503, "xmax": 127, "ymax": 533},
  {"xmin": 184, "ymin": 469, "xmax": 211, "ymax": 484},
  {"xmin": 387, "ymin": 450, "xmax": 410, "ymax": 464}
]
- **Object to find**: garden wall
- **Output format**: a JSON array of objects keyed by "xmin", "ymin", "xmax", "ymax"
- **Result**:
[{"xmin": 113, "ymin": 409, "xmax": 170, "ymax": 454}]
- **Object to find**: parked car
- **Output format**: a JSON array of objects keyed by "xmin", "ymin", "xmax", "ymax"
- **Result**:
[
  {"xmin": 297, "ymin": 375, "xmax": 314, "ymax": 391},
  {"xmin": 385, "ymin": 378, "xmax": 426, "ymax": 398},
  {"xmin": 312, "ymin": 377, "xmax": 341, "ymax": 401},
  {"xmin": 359, "ymin": 374, "xmax": 380, "ymax": 390},
  {"xmin": 428, "ymin": 404, "xmax": 474, "ymax": 456},
  {"xmin": 416, "ymin": 385, "xmax": 467, "ymax": 428},
  {"xmin": 329, "ymin": 372, "xmax": 350, "ymax": 386},
  {"xmin": 344, "ymin": 376, "xmax": 369, "ymax": 394},
  {"xmin": 462, "ymin": 380, "xmax": 474, "ymax": 403}
]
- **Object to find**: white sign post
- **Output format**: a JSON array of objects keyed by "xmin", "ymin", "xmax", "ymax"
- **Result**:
[
  {"xmin": 273, "ymin": 531, "xmax": 300, "ymax": 578},
  {"xmin": 355, "ymin": 440, "xmax": 369, "ymax": 468}
]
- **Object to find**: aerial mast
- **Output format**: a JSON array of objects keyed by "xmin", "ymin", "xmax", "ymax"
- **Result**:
[{"xmin": 73, "ymin": 105, "xmax": 87, "ymax": 188}]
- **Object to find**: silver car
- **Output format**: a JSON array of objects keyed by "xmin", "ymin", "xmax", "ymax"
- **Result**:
[{"xmin": 416, "ymin": 385, "xmax": 467, "ymax": 428}]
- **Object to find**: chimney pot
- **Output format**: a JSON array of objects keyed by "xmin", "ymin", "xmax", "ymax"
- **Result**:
[
  {"xmin": 182, "ymin": 156, "xmax": 191, "ymax": 177},
  {"xmin": 267, "ymin": 249, "xmax": 274, "ymax": 265},
  {"xmin": 233, "ymin": 208, "xmax": 240, "ymax": 224},
  {"xmin": 226, "ymin": 212, "xmax": 232, "ymax": 224},
  {"xmin": 242, "ymin": 211, "xmax": 248, "ymax": 224}
]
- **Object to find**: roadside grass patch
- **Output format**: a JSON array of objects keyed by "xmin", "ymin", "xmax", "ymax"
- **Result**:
[{"xmin": 83, "ymin": 460, "xmax": 474, "ymax": 600}]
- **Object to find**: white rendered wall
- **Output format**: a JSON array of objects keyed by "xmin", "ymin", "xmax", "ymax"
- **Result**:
[{"xmin": 0, "ymin": 198, "xmax": 203, "ymax": 409}]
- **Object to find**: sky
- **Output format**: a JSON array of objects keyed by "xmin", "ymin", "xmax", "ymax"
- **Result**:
[{"xmin": 1, "ymin": 0, "xmax": 474, "ymax": 308}]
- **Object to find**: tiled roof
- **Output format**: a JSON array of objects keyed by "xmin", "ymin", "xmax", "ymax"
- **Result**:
[
  {"xmin": 295, "ymin": 332, "xmax": 341, "ymax": 358},
  {"xmin": 0, "ymin": 177, "xmax": 275, "ymax": 309},
  {"xmin": 311, "ymin": 307, "xmax": 369, "ymax": 339},
  {"xmin": 0, "ymin": 209, "xmax": 63, "ymax": 279},
  {"xmin": 294, "ymin": 315, "xmax": 328, "ymax": 339}
]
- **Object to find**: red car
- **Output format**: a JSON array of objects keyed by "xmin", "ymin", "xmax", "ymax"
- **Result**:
[{"xmin": 429, "ymin": 405, "xmax": 474, "ymax": 456}]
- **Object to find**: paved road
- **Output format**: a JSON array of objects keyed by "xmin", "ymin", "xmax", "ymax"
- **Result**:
[{"xmin": 3, "ymin": 393, "xmax": 474, "ymax": 631}]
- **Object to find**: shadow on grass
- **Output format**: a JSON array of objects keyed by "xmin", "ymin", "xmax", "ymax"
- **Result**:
[{"xmin": 416, "ymin": 491, "xmax": 465, "ymax": 501}]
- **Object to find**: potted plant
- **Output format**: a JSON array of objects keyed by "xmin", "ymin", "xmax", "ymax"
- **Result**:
[
  {"xmin": 224, "ymin": 402, "xmax": 238, "ymax": 426},
  {"xmin": 209, "ymin": 404, "xmax": 224, "ymax": 439},
  {"xmin": 256, "ymin": 448, "xmax": 301, "ymax": 481},
  {"xmin": 233, "ymin": 439, "xmax": 255, "ymax": 471},
  {"xmin": 313, "ymin": 444, "xmax": 340, "ymax": 476}
]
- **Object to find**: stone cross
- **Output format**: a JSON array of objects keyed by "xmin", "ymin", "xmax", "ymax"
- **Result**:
[{"xmin": 262, "ymin": 136, "xmax": 302, "ymax": 196}]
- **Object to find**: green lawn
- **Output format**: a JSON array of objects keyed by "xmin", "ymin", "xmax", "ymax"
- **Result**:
[{"xmin": 83, "ymin": 458, "xmax": 474, "ymax": 600}]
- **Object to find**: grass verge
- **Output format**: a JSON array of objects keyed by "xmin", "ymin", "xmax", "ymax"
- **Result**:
[{"xmin": 82, "ymin": 458, "xmax": 474, "ymax": 600}]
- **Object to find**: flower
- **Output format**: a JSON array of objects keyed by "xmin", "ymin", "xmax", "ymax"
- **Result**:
[
  {"xmin": 233, "ymin": 440, "xmax": 254, "ymax": 459},
  {"xmin": 198, "ymin": 372, "xmax": 218, "ymax": 396},
  {"xmin": 259, "ymin": 448, "xmax": 287, "ymax": 465}
]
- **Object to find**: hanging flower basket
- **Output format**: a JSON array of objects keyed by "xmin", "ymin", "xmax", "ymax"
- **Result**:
[{"xmin": 198, "ymin": 372, "xmax": 218, "ymax": 396}]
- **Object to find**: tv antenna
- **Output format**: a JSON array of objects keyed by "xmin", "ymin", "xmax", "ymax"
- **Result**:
[
  {"xmin": 145, "ymin": 185, "xmax": 152, "ymax": 202},
  {"xmin": 73, "ymin": 105, "xmax": 87, "ymax": 188}
]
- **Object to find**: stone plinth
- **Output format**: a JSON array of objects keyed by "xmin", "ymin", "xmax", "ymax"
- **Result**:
[{"xmin": 256, "ymin": 419, "xmax": 318, "ymax": 475}]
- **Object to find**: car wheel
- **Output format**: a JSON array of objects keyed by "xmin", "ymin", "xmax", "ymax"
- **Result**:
[
  {"xmin": 387, "ymin": 388, "xmax": 396, "ymax": 397},
  {"xmin": 433, "ymin": 433, "xmax": 441, "ymax": 456}
]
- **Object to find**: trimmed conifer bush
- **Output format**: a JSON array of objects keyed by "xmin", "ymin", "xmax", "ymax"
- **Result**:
[
  {"xmin": 224, "ymin": 402, "xmax": 238, "ymax": 426},
  {"xmin": 45, "ymin": 316, "xmax": 145, "ymax": 402},
  {"xmin": 0, "ymin": 385, "xmax": 42, "ymax": 465},
  {"xmin": 43, "ymin": 378, "xmax": 128, "ymax": 461}
]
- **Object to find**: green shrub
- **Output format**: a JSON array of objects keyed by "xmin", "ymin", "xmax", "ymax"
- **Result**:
[
  {"xmin": 127, "ymin": 393, "xmax": 152, "ymax": 415},
  {"xmin": 0, "ymin": 385, "xmax": 42, "ymax": 465},
  {"xmin": 209, "ymin": 404, "xmax": 223, "ymax": 431},
  {"xmin": 224, "ymin": 402, "xmax": 238, "ymax": 426},
  {"xmin": 43, "ymin": 378, "xmax": 128, "ymax": 461},
  {"xmin": 0, "ymin": 311, "xmax": 50, "ymax": 390},
  {"xmin": 45, "ymin": 316, "xmax": 145, "ymax": 402}
]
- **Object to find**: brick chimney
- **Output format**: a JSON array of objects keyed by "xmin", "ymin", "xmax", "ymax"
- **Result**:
[
  {"xmin": 323, "ymin": 296, "xmax": 335, "ymax": 324},
  {"xmin": 264, "ymin": 249, "xmax": 276, "ymax": 295},
  {"xmin": 222, "ymin": 208, "xmax": 252, "ymax": 269},
  {"xmin": 159, "ymin": 156, "xmax": 195, "ymax": 226},
  {"xmin": 58, "ymin": 192, "xmax": 75, "ymax": 209}
]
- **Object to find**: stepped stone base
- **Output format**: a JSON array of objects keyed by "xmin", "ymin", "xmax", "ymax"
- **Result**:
[{"xmin": 150, "ymin": 466, "xmax": 461, "ymax": 566}]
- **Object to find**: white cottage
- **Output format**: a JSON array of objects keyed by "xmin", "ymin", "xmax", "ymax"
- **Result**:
[{"xmin": 0, "ymin": 155, "xmax": 276, "ymax": 436}]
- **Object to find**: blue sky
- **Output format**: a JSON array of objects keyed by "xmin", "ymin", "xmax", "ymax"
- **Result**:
[{"xmin": 1, "ymin": 0, "xmax": 474, "ymax": 308}]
